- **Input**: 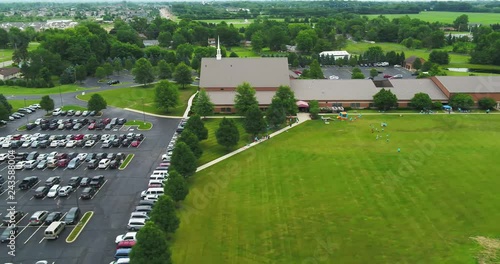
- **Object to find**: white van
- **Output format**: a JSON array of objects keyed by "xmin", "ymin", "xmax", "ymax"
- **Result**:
[
  {"xmin": 44, "ymin": 221, "xmax": 66, "ymax": 239},
  {"xmin": 151, "ymin": 170, "xmax": 169, "ymax": 177},
  {"xmin": 140, "ymin": 187, "xmax": 164, "ymax": 198},
  {"xmin": 149, "ymin": 174, "xmax": 167, "ymax": 182}
]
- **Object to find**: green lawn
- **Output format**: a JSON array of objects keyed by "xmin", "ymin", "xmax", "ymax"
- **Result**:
[
  {"xmin": 172, "ymin": 115, "xmax": 500, "ymax": 263},
  {"xmin": 0, "ymin": 42, "xmax": 39, "ymax": 63},
  {"xmin": 125, "ymin": 120, "xmax": 153, "ymax": 130},
  {"xmin": 0, "ymin": 84, "xmax": 95, "ymax": 95},
  {"xmin": 9, "ymin": 99, "xmax": 41, "ymax": 112},
  {"xmin": 194, "ymin": 18, "xmax": 284, "ymax": 28},
  {"xmin": 198, "ymin": 118, "xmax": 250, "ymax": 166},
  {"xmin": 76, "ymin": 85, "xmax": 197, "ymax": 116},
  {"xmin": 229, "ymin": 47, "xmax": 258, "ymax": 58},
  {"xmin": 61, "ymin": 105, "xmax": 87, "ymax": 111},
  {"xmin": 365, "ymin": 11, "xmax": 500, "ymax": 25}
]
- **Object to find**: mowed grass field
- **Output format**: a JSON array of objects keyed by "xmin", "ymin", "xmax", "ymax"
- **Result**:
[
  {"xmin": 172, "ymin": 114, "xmax": 500, "ymax": 263},
  {"xmin": 77, "ymin": 85, "xmax": 197, "ymax": 116},
  {"xmin": 366, "ymin": 11, "xmax": 500, "ymax": 25}
]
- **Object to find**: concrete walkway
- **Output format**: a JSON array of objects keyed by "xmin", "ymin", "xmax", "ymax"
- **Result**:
[
  {"xmin": 123, "ymin": 108, "xmax": 183, "ymax": 119},
  {"xmin": 196, "ymin": 112, "xmax": 311, "ymax": 172},
  {"xmin": 183, "ymin": 91, "xmax": 198, "ymax": 118}
]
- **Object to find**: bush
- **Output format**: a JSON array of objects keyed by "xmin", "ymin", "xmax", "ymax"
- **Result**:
[
  {"xmin": 433, "ymin": 101, "xmax": 443, "ymax": 110},
  {"xmin": 478, "ymin": 97, "xmax": 496, "ymax": 110},
  {"xmin": 0, "ymin": 80, "xmax": 4, "ymax": 86}
]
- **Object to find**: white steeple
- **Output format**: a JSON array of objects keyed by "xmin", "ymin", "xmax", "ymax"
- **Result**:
[{"xmin": 216, "ymin": 36, "xmax": 222, "ymax": 60}]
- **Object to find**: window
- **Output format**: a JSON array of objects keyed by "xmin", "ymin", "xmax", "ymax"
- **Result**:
[
  {"xmin": 221, "ymin": 107, "xmax": 232, "ymax": 113},
  {"xmin": 350, "ymin": 103, "xmax": 361, "ymax": 108},
  {"xmin": 332, "ymin": 102, "xmax": 342, "ymax": 107}
]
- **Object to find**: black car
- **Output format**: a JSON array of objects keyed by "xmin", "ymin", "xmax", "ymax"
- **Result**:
[
  {"xmin": 64, "ymin": 207, "xmax": 80, "ymax": 225},
  {"xmin": 80, "ymin": 177, "xmax": 90, "ymax": 187},
  {"xmin": 109, "ymin": 160, "xmax": 119, "ymax": 169},
  {"xmin": 0, "ymin": 225, "xmax": 18, "ymax": 243},
  {"xmin": 34, "ymin": 186, "xmax": 50, "ymax": 198},
  {"xmin": 111, "ymin": 139, "xmax": 121, "ymax": 147},
  {"xmin": 67, "ymin": 152, "xmax": 78, "ymax": 160},
  {"xmin": 85, "ymin": 153, "xmax": 96, "ymax": 162},
  {"xmin": 49, "ymin": 123, "xmax": 58, "ymax": 130},
  {"xmin": 39, "ymin": 140, "xmax": 49, "ymax": 148},
  {"xmin": 115, "ymin": 153, "xmax": 125, "ymax": 162},
  {"xmin": 117, "ymin": 118, "xmax": 127, "ymax": 125},
  {"xmin": 15, "ymin": 152, "xmax": 27, "ymax": 161},
  {"xmin": 2, "ymin": 211, "xmax": 24, "ymax": 225},
  {"xmin": 19, "ymin": 176, "xmax": 39, "ymax": 190},
  {"xmin": 107, "ymin": 80, "xmax": 120, "ymax": 85},
  {"xmin": 134, "ymin": 134, "xmax": 144, "ymax": 141},
  {"xmin": 68, "ymin": 176, "xmax": 82, "ymax": 188},
  {"xmin": 121, "ymin": 139, "xmax": 130, "ymax": 147},
  {"xmin": 89, "ymin": 175, "xmax": 105, "ymax": 188},
  {"xmin": 40, "ymin": 123, "xmax": 49, "ymax": 130},
  {"xmin": 44, "ymin": 212, "xmax": 63, "ymax": 225},
  {"xmin": 64, "ymin": 122, "xmax": 73, "ymax": 130},
  {"xmin": 26, "ymin": 123, "xmax": 37, "ymax": 130},
  {"xmin": 45, "ymin": 176, "xmax": 61, "ymax": 186},
  {"xmin": 80, "ymin": 187, "xmax": 96, "ymax": 200},
  {"xmin": 95, "ymin": 153, "xmax": 107, "ymax": 160},
  {"xmin": 87, "ymin": 159, "xmax": 99, "ymax": 169}
]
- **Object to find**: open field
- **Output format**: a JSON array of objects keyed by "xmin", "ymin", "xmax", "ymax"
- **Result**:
[
  {"xmin": 366, "ymin": 11, "xmax": 500, "ymax": 25},
  {"xmin": 194, "ymin": 18, "xmax": 284, "ymax": 28},
  {"xmin": 0, "ymin": 42, "xmax": 40, "ymax": 63},
  {"xmin": 172, "ymin": 114, "xmax": 500, "ymax": 263},
  {"xmin": 9, "ymin": 99, "xmax": 40, "ymax": 112},
  {"xmin": 0, "ymin": 84, "xmax": 95, "ymax": 95},
  {"xmin": 198, "ymin": 118, "xmax": 250, "ymax": 165},
  {"xmin": 77, "ymin": 85, "xmax": 197, "ymax": 116}
]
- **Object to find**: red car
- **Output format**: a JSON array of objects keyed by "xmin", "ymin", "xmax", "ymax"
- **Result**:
[
  {"xmin": 73, "ymin": 134, "xmax": 84, "ymax": 140},
  {"xmin": 383, "ymin": 74, "xmax": 392, "ymax": 78},
  {"xmin": 117, "ymin": 240, "xmax": 136, "ymax": 249},
  {"xmin": 88, "ymin": 123, "xmax": 96, "ymax": 130},
  {"xmin": 130, "ymin": 140, "xmax": 140, "ymax": 147},
  {"xmin": 57, "ymin": 159, "xmax": 69, "ymax": 168},
  {"xmin": 102, "ymin": 118, "xmax": 111, "ymax": 125}
]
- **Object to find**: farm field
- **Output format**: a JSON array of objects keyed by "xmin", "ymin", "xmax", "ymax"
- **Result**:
[
  {"xmin": 365, "ymin": 11, "xmax": 500, "ymax": 25},
  {"xmin": 0, "ymin": 42, "xmax": 40, "ymax": 63},
  {"xmin": 172, "ymin": 114, "xmax": 500, "ymax": 264},
  {"xmin": 77, "ymin": 85, "xmax": 197, "ymax": 116},
  {"xmin": 0, "ymin": 84, "xmax": 94, "ymax": 95},
  {"xmin": 194, "ymin": 18, "xmax": 284, "ymax": 28}
]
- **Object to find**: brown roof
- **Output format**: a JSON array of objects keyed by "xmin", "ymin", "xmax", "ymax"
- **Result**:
[
  {"xmin": 290, "ymin": 79, "xmax": 378, "ymax": 101},
  {"xmin": 435, "ymin": 76, "xmax": 500, "ymax": 93},
  {"xmin": 0, "ymin": 67, "xmax": 21, "ymax": 77},
  {"xmin": 385, "ymin": 79, "xmax": 448, "ymax": 100},
  {"xmin": 199, "ymin": 58, "xmax": 290, "ymax": 88},
  {"xmin": 404, "ymin": 56, "xmax": 424, "ymax": 64}
]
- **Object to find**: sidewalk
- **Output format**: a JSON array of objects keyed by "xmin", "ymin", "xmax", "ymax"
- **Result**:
[{"xmin": 196, "ymin": 112, "xmax": 311, "ymax": 172}]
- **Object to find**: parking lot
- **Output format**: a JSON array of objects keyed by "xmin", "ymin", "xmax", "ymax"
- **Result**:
[{"xmin": 0, "ymin": 107, "xmax": 180, "ymax": 263}]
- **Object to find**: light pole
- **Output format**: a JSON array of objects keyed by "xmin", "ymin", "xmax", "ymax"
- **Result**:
[
  {"xmin": 23, "ymin": 98, "xmax": 29, "ymax": 124},
  {"xmin": 142, "ymin": 98, "xmax": 145, "ymax": 124},
  {"xmin": 58, "ymin": 86, "xmax": 63, "ymax": 107},
  {"xmin": 75, "ymin": 187, "xmax": 79, "ymax": 208}
]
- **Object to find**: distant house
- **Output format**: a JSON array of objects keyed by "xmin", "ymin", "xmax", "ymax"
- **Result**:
[
  {"xmin": 319, "ymin": 51, "xmax": 351, "ymax": 60},
  {"xmin": 403, "ymin": 56, "xmax": 425, "ymax": 71},
  {"xmin": 208, "ymin": 38, "xmax": 216, "ymax": 47},
  {"xmin": 0, "ymin": 68, "xmax": 21, "ymax": 81},
  {"xmin": 143, "ymin": 40, "xmax": 159, "ymax": 47}
]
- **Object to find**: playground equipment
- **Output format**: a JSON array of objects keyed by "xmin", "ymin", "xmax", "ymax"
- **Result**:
[{"xmin": 337, "ymin": 112, "xmax": 348, "ymax": 120}]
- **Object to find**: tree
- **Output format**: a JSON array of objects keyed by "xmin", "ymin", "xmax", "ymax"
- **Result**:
[
  {"xmin": 410, "ymin": 92, "xmax": 433, "ymax": 110},
  {"xmin": 149, "ymin": 195, "xmax": 179, "ymax": 234},
  {"xmin": 216, "ymin": 117, "xmax": 240, "ymax": 150},
  {"xmin": 75, "ymin": 65, "xmax": 87, "ymax": 83},
  {"xmin": 178, "ymin": 129, "xmax": 202, "ymax": 158},
  {"xmin": 173, "ymin": 62, "xmax": 192, "ymax": 89},
  {"xmin": 154, "ymin": 80, "xmax": 179, "ymax": 112},
  {"xmin": 87, "ymin": 94, "xmax": 107, "ymax": 113},
  {"xmin": 103, "ymin": 62, "xmax": 114, "ymax": 77},
  {"xmin": 158, "ymin": 32, "xmax": 172, "ymax": 48},
  {"xmin": 0, "ymin": 103, "xmax": 8, "ymax": 122},
  {"xmin": 113, "ymin": 58, "xmax": 123, "ymax": 75},
  {"xmin": 0, "ymin": 94, "xmax": 13, "ymax": 114},
  {"xmin": 95, "ymin": 66, "xmax": 106, "ymax": 80},
  {"xmin": 157, "ymin": 60, "xmax": 172, "ymax": 79},
  {"xmin": 478, "ymin": 97, "xmax": 497, "ymax": 110},
  {"xmin": 307, "ymin": 59, "xmax": 324, "ymax": 79},
  {"xmin": 170, "ymin": 142, "xmax": 197, "ymax": 178},
  {"xmin": 39, "ymin": 95, "xmax": 55, "ymax": 114},
  {"xmin": 234, "ymin": 82, "xmax": 258, "ymax": 116},
  {"xmin": 453, "ymin": 14, "xmax": 469, "ymax": 31},
  {"xmin": 275, "ymin": 85, "xmax": 298, "ymax": 116},
  {"xmin": 129, "ymin": 222, "xmax": 171, "ymax": 264},
  {"xmin": 60, "ymin": 66, "xmax": 76, "ymax": 84},
  {"xmin": 351, "ymin": 67, "xmax": 365, "ymax": 79},
  {"xmin": 133, "ymin": 58, "xmax": 155, "ymax": 86},
  {"xmin": 412, "ymin": 58, "xmax": 422, "ymax": 71},
  {"xmin": 429, "ymin": 50, "xmax": 450, "ymax": 65},
  {"xmin": 244, "ymin": 105, "xmax": 266, "ymax": 136},
  {"xmin": 309, "ymin": 100, "xmax": 320, "ymax": 119},
  {"xmin": 266, "ymin": 97, "xmax": 286, "ymax": 128},
  {"xmin": 450, "ymin": 94, "xmax": 474, "ymax": 110},
  {"xmin": 251, "ymin": 31, "xmax": 265, "ymax": 53},
  {"xmin": 193, "ymin": 89, "xmax": 214, "ymax": 117},
  {"xmin": 164, "ymin": 170, "xmax": 188, "ymax": 202},
  {"xmin": 373, "ymin": 88, "xmax": 398, "ymax": 111},
  {"xmin": 370, "ymin": 68, "xmax": 378, "ymax": 79},
  {"xmin": 184, "ymin": 115, "xmax": 208, "ymax": 141},
  {"xmin": 39, "ymin": 67, "xmax": 52, "ymax": 84}
]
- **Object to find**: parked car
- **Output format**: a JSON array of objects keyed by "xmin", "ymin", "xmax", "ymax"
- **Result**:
[
  {"xmin": 115, "ymin": 232, "xmax": 137, "ymax": 244},
  {"xmin": 47, "ymin": 185, "xmax": 61, "ymax": 198},
  {"xmin": 0, "ymin": 225, "xmax": 18, "ymax": 243},
  {"xmin": 44, "ymin": 212, "xmax": 63, "ymax": 225},
  {"xmin": 67, "ymin": 158, "xmax": 81, "ymax": 169},
  {"xmin": 130, "ymin": 140, "xmax": 140, "ymax": 147},
  {"xmin": 34, "ymin": 186, "xmax": 50, "ymax": 198},
  {"xmin": 45, "ymin": 176, "xmax": 61, "ymax": 186},
  {"xmin": 63, "ymin": 207, "xmax": 80, "ymax": 225},
  {"xmin": 67, "ymin": 177, "xmax": 82, "ymax": 188},
  {"xmin": 2, "ymin": 211, "xmax": 24, "ymax": 226},
  {"xmin": 87, "ymin": 159, "xmax": 99, "ymax": 169},
  {"xmin": 36, "ymin": 160, "xmax": 48, "ymax": 169},
  {"xmin": 107, "ymin": 80, "xmax": 120, "ymax": 85},
  {"xmin": 80, "ymin": 177, "xmax": 91, "ymax": 187},
  {"xmin": 80, "ymin": 187, "xmax": 96, "ymax": 200},
  {"xmin": 24, "ymin": 160, "xmax": 39, "ymax": 169},
  {"xmin": 19, "ymin": 176, "xmax": 39, "ymax": 190},
  {"xmin": 98, "ymin": 159, "xmax": 110, "ymax": 169},
  {"xmin": 58, "ymin": 186, "xmax": 73, "ymax": 197},
  {"xmin": 57, "ymin": 159, "xmax": 69, "ymax": 168},
  {"xmin": 117, "ymin": 118, "xmax": 127, "ymax": 125},
  {"xmin": 29, "ymin": 211, "xmax": 49, "ymax": 225},
  {"xmin": 89, "ymin": 175, "xmax": 105, "ymax": 188}
]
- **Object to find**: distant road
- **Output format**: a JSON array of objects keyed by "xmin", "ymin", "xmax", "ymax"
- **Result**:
[
  {"xmin": 159, "ymin": 8, "xmax": 176, "ymax": 20},
  {"xmin": 0, "ymin": 60, "xmax": 13, "ymax": 67}
]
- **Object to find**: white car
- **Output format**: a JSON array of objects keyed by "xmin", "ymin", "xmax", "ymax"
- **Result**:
[
  {"xmin": 144, "ymin": 194, "xmax": 158, "ymax": 202},
  {"xmin": 30, "ymin": 140, "xmax": 40, "ymax": 148},
  {"xmin": 58, "ymin": 186, "xmax": 73, "ymax": 197},
  {"xmin": 47, "ymin": 185, "xmax": 61, "ymax": 198},
  {"xmin": 37, "ymin": 153, "xmax": 49, "ymax": 161},
  {"xmin": 82, "ymin": 110, "xmax": 89, "ymax": 116},
  {"xmin": 329, "ymin": 75, "xmax": 340, "ymax": 80},
  {"xmin": 47, "ymin": 151, "xmax": 58, "ymax": 160},
  {"xmin": 115, "ymin": 232, "xmax": 137, "ymax": 243},
  {"xmin": 52, "ymin": 108, "xmax": 62, "ymax": 116},
  {"xmin": 77, "ymin": 153, "xmax": 88, "ymax": 161},
  {"xmin": 15, "ymin": 161, "xmax": 26, "ymax": 170},
  {"xmin": 66, "ymin": 140, "xmax": 77, "ymax": 148},
  {"xmin": 24, "ymin": 160, "xmax": 39, "ymax": 170},
  {"xmin": 50, "ymin": 140, "xmax": 59, "ymax": 148},
  {"xmin": 34, "ymin": 118, "xmax": 43, "ymax": 125},
  {"xmin": 30, "ymin": 104, "xmax": 41, "ymax": 109},
  {"xmin": 161, "ymin": 154, "xmax": 171, "ymax": 162},
  {"xmin": 101, "ymin": 134, "xmax": 111, "ymax": 142},
  {"xmin": 98, "ymin": 159, "xmax": 110, "ymax": 169},
  {"xmin": 21, "ymin": 140, "xmax": 33, "ymax": 148},
  {"xmin": 1, "ymin": 141, "xmax": 10, "ymax": 148},
  {"xmin": 58, "ymin": 139, "xmax": 68, "ymax": 147},
  {"xmin": 130, "ymin": 212, "xmax": 150, "ymax": 220},
  {"xmin": 0, "ymin": 153, "xmax": 9, "ymax": 161},
  {"xmin": 84, "ymin": 140, "xmax": 95, "ymax": 147}
]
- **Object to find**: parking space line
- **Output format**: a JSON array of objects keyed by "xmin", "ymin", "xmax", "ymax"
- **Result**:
[
  {"xmin": 24, "ymin": 224, "xmax": 45, "ymax": 244},
  {"xmin": 92, "ymin": 179, "xmax": 108, "ymax": 199}
]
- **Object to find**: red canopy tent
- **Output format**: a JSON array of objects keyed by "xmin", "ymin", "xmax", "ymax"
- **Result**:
[{"xmin": 296, "ymin": 100, "xmax": 309, "ymax": 108}]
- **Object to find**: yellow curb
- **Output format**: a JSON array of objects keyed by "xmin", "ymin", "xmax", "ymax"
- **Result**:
[{"xmin": 66, "ymin": 211, "xmax": 94, "ymax": 243}]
